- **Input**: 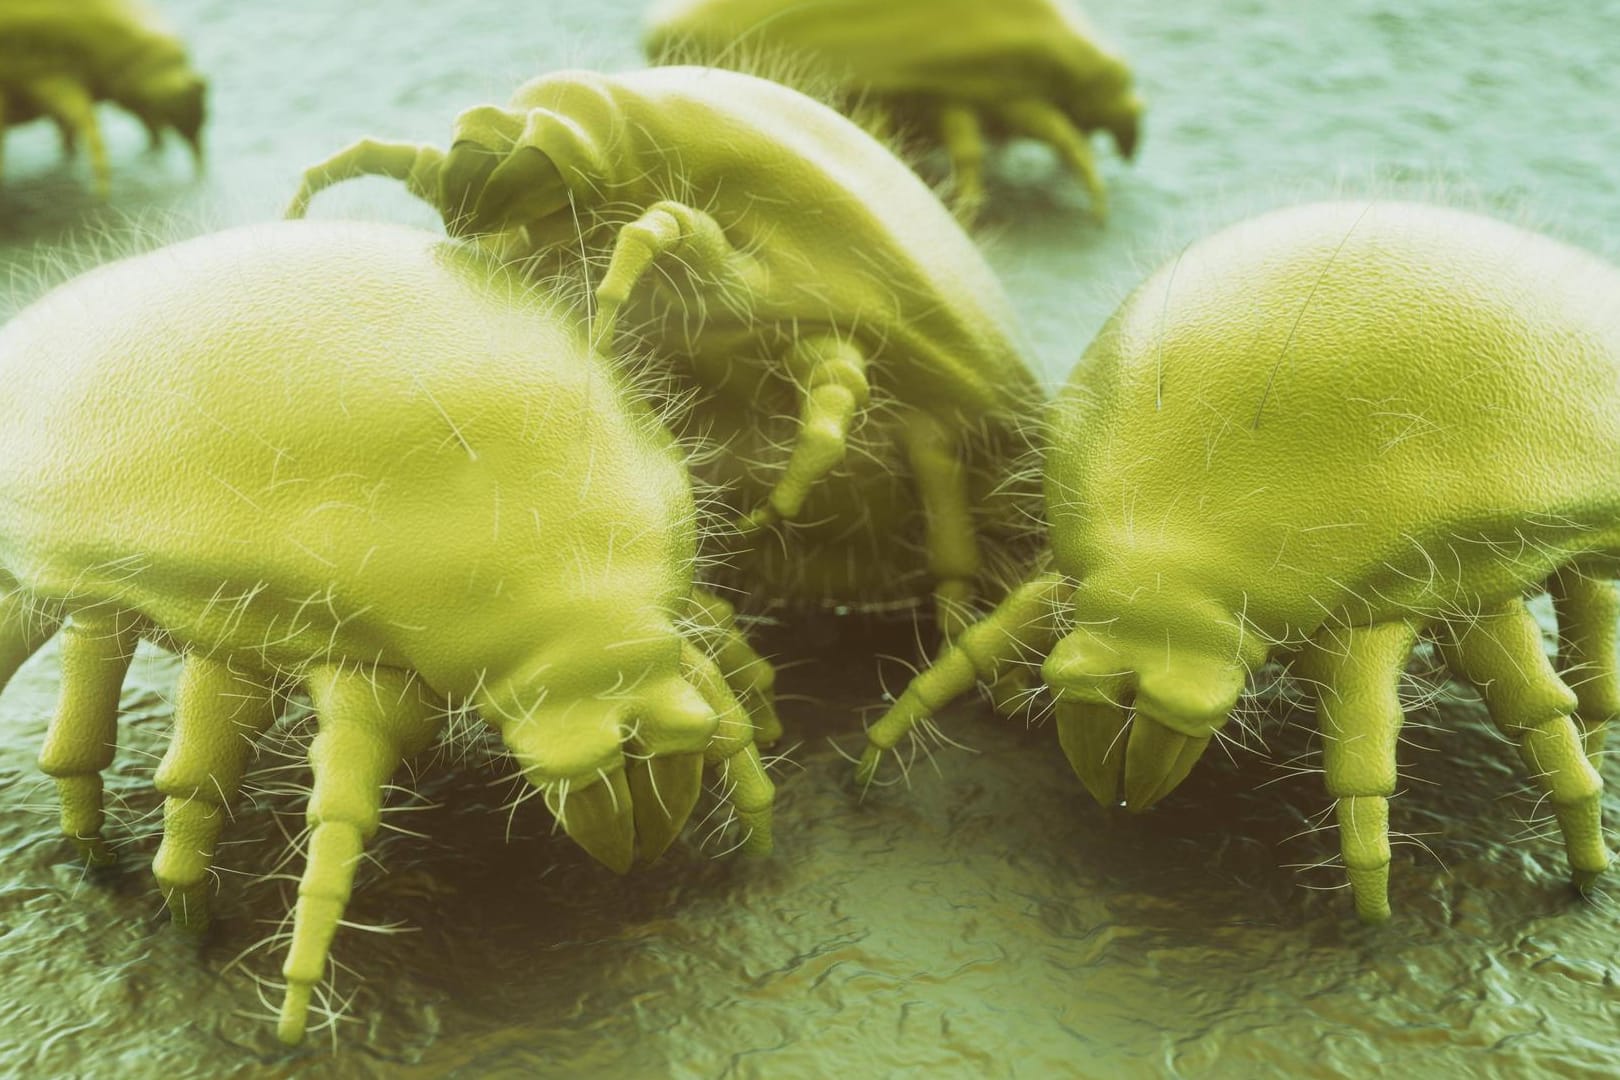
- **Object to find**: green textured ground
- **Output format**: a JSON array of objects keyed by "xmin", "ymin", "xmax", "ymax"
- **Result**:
[{"xmin": 3, "ymin": 1, "xmax": 1620, "ymax": 1077}]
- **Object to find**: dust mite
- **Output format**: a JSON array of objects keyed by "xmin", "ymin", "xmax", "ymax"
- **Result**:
[
  {"xmin": 642, "ymin": 0, "xmax": 1143, "ymax": 223},
  {"xmin": 860, "ymin": 201, "xmax": 1618, "ymax": 922},
  {"xmin": 0, "ymin": 220, "xmax": 778, "ymax": 1044},
  {"xmin": 0, "ymin": 0, "xmax": 206, "ymax": 196},
  {"xmin": 286, "ymin": 65, "xmax": 1047, "ymax": 637}
]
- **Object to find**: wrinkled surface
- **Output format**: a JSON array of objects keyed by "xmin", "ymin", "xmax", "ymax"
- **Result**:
[{"xmin": 2, "ymin": 1, "xmax": 1620, "ymax": 1077}]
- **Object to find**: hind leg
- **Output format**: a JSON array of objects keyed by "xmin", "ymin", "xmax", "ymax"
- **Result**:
[
  {"xmin": 36, "ymin": 610, "xmax": 142, "ymax": 864},
  {"xmin": 277, "ymin": 665, "xmax": 444, "ymax": 1045},
  {"xmin": 685, "ymin": 586, "xmax": 781, "ymax": 746},
  {"xmin": 1549, "ymin": 567, "xmax": 1619, "ymax": 769},
  {"xmin": 1295, "ymin": 620, "xmax": 1421, "ymax": 923},
  {"xmin": 151, "ymin": 655, "xmax": 282, "ymax": 928},
  {"xmin": 1443, "ymin": 598, "xmax": 1609, "ymax": 889}
]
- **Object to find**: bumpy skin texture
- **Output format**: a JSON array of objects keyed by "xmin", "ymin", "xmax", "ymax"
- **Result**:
[
  {"xmin": 0, "ymin": 221, "xmax": 778, "ymax": 1044},
  {"xmin": 286, "ymin": 66, "xmax": 1044, "ymax": 626},
  {"xmin": 862, "ymin": 201, "xmax": 1620, "ymax": 921},
  {"xmin": 643, "ymin": 0, "xmax": 1142, "ymax": 223},
  {"xmin": 0, "ymin": 0, "xmax": 206, "ymax": 196}
]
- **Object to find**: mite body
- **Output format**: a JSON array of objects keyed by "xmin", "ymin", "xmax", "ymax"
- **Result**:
[
  {"xmin": 643, "ymin": 0, "xmax": 1142, "ymax": 222},
  {"xmin": 0, "ymin": 220, "xmax": 776, "ymax": 1043},
  {"xmin": 288, "ymin": 66, "xmax": 1044, "ymax": 627},
  {"xmin": 862, "ymin": 201, "xmax": 1620, "ymax": 920},
  {"xmin": 0, "ymin": 0, "xmax": 206, "ymax": 195}
]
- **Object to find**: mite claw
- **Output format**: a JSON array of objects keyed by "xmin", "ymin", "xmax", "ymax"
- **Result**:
[
  {"xmin": 546, "ymin": 768, "xmax": 636, "ymax": 873},
  {"xmin": 854, "ymin": 745, "xmax": 882, "ymax": 787},
  {"xmin": 1055, "ymin": 700, "xmax": 1130, "ymax": 807},
  {"xmin": 439, "ymin": 142, "xmax": 501, "ymax": 237},
  {"xmin": 735, "ymin": 505, "xmax": 778, "ymax": 535},
  {"xmin": 1122, "ymin": 714, "xmax": 1209, "ymax": 812},
  {"xmin": 628, "ymin": 751, "xmax": 703, "ymax": 861}
]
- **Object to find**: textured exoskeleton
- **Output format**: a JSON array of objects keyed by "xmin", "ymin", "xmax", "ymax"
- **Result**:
[
  {"xmin": 286, "ymin": 66, "xmax": 1044, "ymax": 629},
  {"xmin": 0, "ymin": 220, "xmax": 778, "ymax": 1043},
  {"xmin": 861, "ymin": 201, "xmax": 1620, "ymax": 921},
  {"xmin": 643, "ymin": 0, "xmax": 1142, "ymax": 223},
  {"xmin": 0, "ymin": 0, "xmax": 206, "ymax": 196}
]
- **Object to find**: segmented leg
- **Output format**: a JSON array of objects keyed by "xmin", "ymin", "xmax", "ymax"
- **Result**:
[
  {"xmin": 681, "ymin": 643, "xmax": 774, "ymax": 855},
  {"xmin": 1549, "ymin": 568, "xmax": 1619, "ymax": 767},
  {"xmin": 753, "ymin": 332, "xmax": 871, "ymax": 525},
  {"xmin": 684, "ymin": 586, "xmax": 781, "ymax": 745},
  {"xmin": 25, "ymin": 77, "xmax": 108, "ymax": 197},
  {"xmin": 284, "ymin": 138, "xmax": 444, "ymax": 219},
  {"xmin": 902, "ymin": 411, "xmax": 981, "ymax": 637},
  {"xmin": 937, "ymin": 103, "xmax": 988, "ymax": 225},
  {"xmin": 857, "ymin": 571, "xmax": 1072, "ymax": 785},
  {"xmin": 151, "ymin": 656, "xmax": 281, "ymax": 929},
  {"xmin": 278, "ymin": 666, "xmax": 445, "ymax": 1045},
  {"xmin": 999, "ymin": 99, "xmax": 1106, "ymax": 221},
  {"xmin": 592, "ymin": 200, "xmax": 756, "ymax": 357},
  {"xmin": 36, "ymin": 610, "xmax": 141, "ymax": 864},
  {"xmin": 1295, "ymin": 621, "xmax": 1421, "ymax": 923},
  {"xmin": 1443, "ymin": 598, "xmax": 1610, "ymax": 889}
]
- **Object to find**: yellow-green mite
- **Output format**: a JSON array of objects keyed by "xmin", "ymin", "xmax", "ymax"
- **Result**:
[
  {"xmin": 0, "ymin": 220, "xmax": 777, "ymax": 1043},
  {"xmin": 861, "ymin": 201, "xmax": 1618, "ymax": 921},
  {"xmin": 286, "ymin": 66, "xmax": 1044, "ymax": 629},
  {"xmin": 643, "ymin": 0, "xmax": 1142, "ymax": 223},
  {"xmin": 0, "ymin": 0, "xmax": 206, "ymax": 196}
]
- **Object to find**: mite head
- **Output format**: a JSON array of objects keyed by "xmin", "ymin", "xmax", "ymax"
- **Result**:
[
  {"xmin": 117, "ymin": 47, "xmax": 207, "ymax": 159},
  {"xmin": 479, "ymin": 612, "xmax": 727, "ymax": 874},
  {"xmin": 1060, "ymin": 54, "xmax": 1142, "ymax": 161},
  {"xmin": 1042, "ymin": 576, "xmax": 1258, "ymax": 812},
  {"xmin": 438, "ymin": 70, "xmax": 621, "ymax": 242}
]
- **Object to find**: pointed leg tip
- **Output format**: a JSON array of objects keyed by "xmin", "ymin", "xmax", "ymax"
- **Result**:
[
  {"xmin": 854, "ymin": 746, "xmax": 881, "ymax": 788},
  {"xmin": 1571, "ymin": 866, "xmax": 1605, "ymax": 893},
  {"xmin": 78, "ymin": 838, "xmax": 116, "ymax": 867},
  {"xmin": 276, "ymin": 983, "xmax": 311, "ymax": 1046},
  {"xmin": 1355, "ymin": 903, "xmax": 1392, "ymax": 925}
]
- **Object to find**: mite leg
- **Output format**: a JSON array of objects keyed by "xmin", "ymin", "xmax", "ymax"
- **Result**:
[
  {"xmin": 36, "ymin": 610, "xmax": 141, "ymax": 864},
  {"xmin": 24, "ymin": 77, "xmax": 108, "ymax": 197},
  {"xmin": 998, "ymin": 99, "xmax": 1106, "ymax": 222},
  {"xmin": 682, "ymin": 643, "xmax": 774, "ymax": 855},
  {"xmin": 749, "ymin": 332, "xmax": 871, "ymax": 526},
  {"xmin": 901, "ymin": 411, "xmax": 981, "ymax": 638},
  {"xmin": 592, "ymin": 200, "xmax": 758, "ymax": 358},
  {"xmin": 0, "ymin": 589, "xmax": 61, "ymax": 695},
  {"xmin": 151, "ymin": 656, "xmax": 280, "ymax": 929},
  {"xmin": 1549, "ymin": 568, "xmax": 1619, "ymax": 768},
  {"xmin": 1443, "ymin": 598, "xmax": 1610, "ymax": 890},
  {"xmin": 277, "ymin": 666, "xmax": 445, "ymax": 1046},
  {"xmin": 937, "ymin": 102, "xmax": 989, "ymax": 225},
  {"xmin": 857, "ymin": 571, "xmax": 1071, "ymax": 786},
  {"xmin": 1295, "ymin": 620, "xmax": 1420, "ymax": 923},
  {"xmin": 684, "ymin": 586, "xmax": 781, "ymax": 745},
  {"xmin": 284, "ymin": 138, "xmax": 444, "ymax": 219}
]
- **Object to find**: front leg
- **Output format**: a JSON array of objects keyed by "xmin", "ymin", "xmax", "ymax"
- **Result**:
[
  {"xmin": 25, "ymin": 77, "xmax": 107, "ymax": 197},
  {"xmin": 285, "ymin": 138, "xmax": 444, "ymax": 219},
  {"xmin": 592, "ymin": 200, "xmax": 756, "ymax": 356},
  {"xmin": 901, "ymin": 411, "xmax": 982, "ymax": 636}
]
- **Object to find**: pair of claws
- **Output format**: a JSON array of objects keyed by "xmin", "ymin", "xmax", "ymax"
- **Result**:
[
  {"xmin": 12, "ymin": 586, "xmax": 779, "ymax": 1045},
  {"xmin": 855, "ymin": 571, "xmax": 1615, "ymax": 923}
]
